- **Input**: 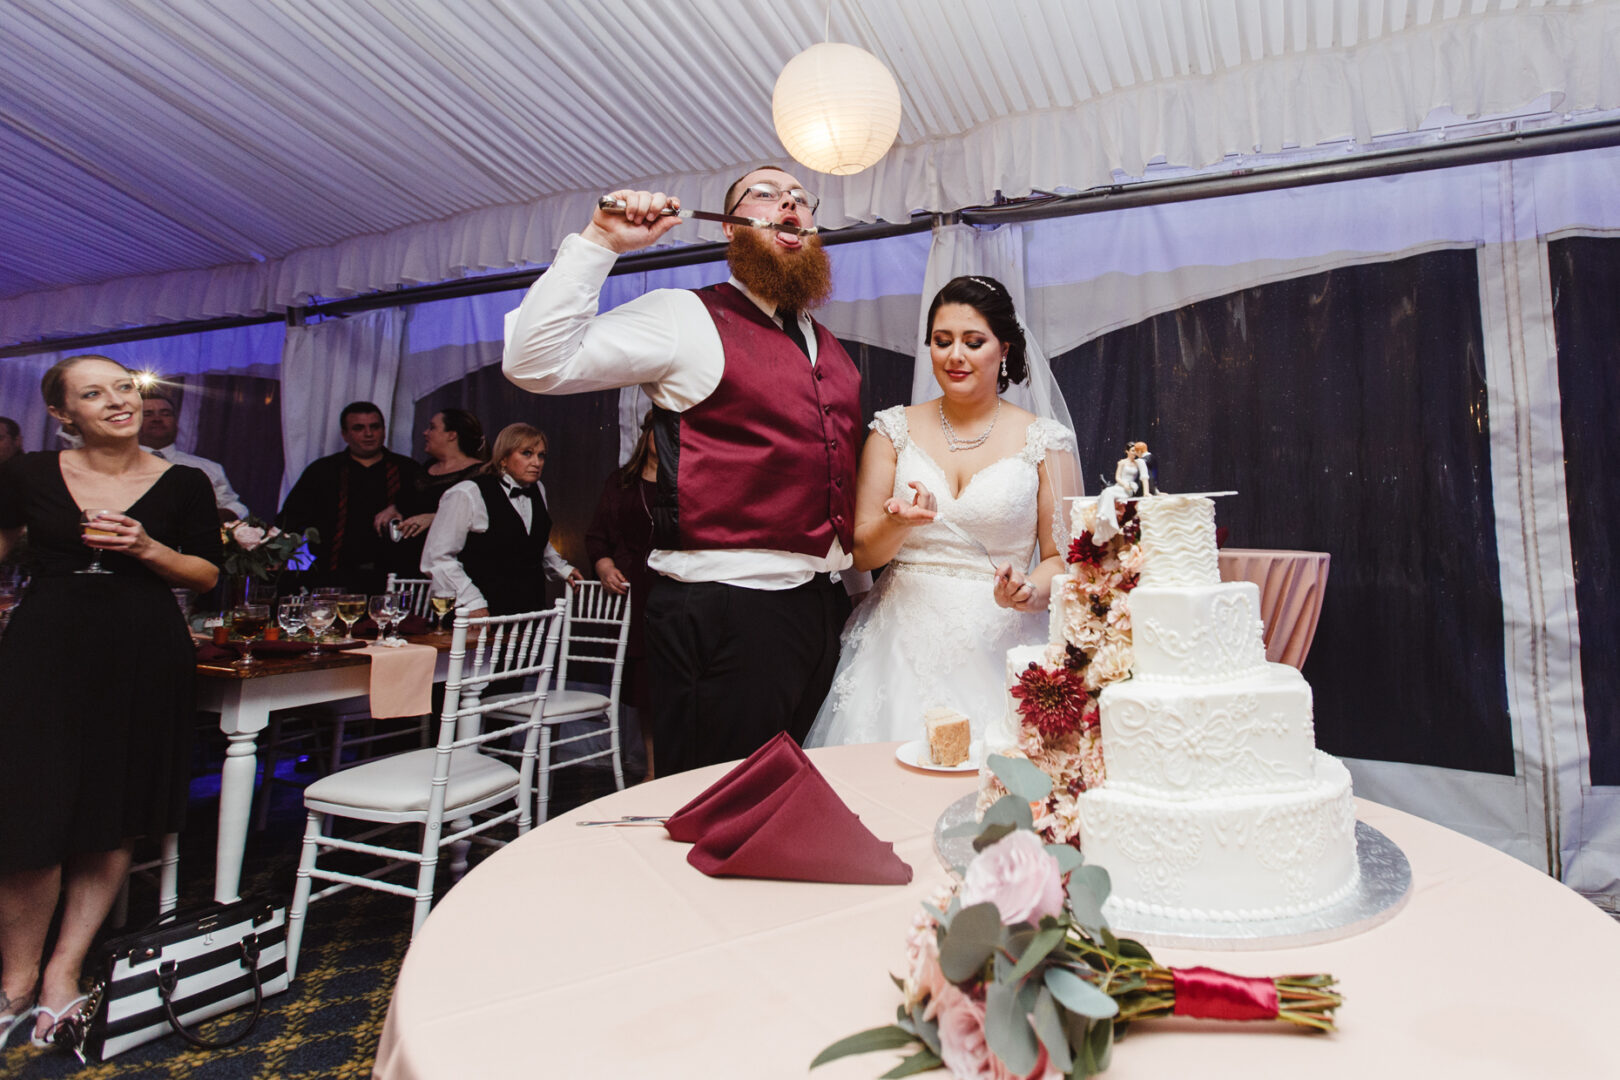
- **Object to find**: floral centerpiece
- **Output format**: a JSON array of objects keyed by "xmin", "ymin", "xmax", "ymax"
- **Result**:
[
  {"xmin": 981, "ymin": 503, "xmax": 1143, "ymax": 844},
  {"xmin": 220, "ymin": 517, "xmax": 316, "ymax": 600},
  {"xmin": 814, "ymin": 757, "xmax": 1342, "ymax": 1079}
]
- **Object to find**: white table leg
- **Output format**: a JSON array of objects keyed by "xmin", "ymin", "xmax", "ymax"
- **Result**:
[{"xmin": 216, "ymin": 727, "xmax": 261, "ymax": 903}]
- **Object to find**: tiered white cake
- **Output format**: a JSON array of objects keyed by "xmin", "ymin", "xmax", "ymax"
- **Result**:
[{"xmin": 995, "ymin": 495, "xmax": 1359, "ymax": 923}]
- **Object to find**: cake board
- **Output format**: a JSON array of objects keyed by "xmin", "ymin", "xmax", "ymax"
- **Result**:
[{"xmin": 933, "ymin": 793, "xmax": 1411, "ymax": 951}]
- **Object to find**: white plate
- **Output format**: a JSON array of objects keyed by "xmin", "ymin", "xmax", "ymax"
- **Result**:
[{"xmin": 896, "ymin": 739, "xmax": 981, "ymax": 773}]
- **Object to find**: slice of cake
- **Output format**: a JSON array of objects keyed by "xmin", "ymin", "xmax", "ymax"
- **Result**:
[{"xmin": 923, "ymin": 706, "xmax": 971, "ymax": 767}]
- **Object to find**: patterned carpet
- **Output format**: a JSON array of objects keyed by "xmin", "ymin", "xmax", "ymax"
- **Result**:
[{"xmin": 4, "ymin": 724, "xmax": 640, "ymax": 1078}]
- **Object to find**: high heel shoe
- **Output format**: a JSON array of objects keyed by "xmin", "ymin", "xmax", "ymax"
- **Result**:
[
  {"xmin": 0, "ymin": 986, "xmax": 38, "ymax": 1050},
  {"xmin": 29, "ymin": 994, "xmax": 88, "ymax": 1049}
]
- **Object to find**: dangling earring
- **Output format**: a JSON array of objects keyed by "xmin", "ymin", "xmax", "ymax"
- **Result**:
[{"xmin": 999, "ymin": 358, "xmax": 1008, "ymax": 380}]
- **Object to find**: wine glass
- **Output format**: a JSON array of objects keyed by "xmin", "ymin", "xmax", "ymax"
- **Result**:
[
  {"xmin": 304, "ymin": 597, "xmax": 337, "ymax": 654},
  {"xmin": 335, "ymin": 593, "xmax": 368, "ymax": 640},
  {"xmin": 429, "ymin": 590, "xmax": 455, "ymax": 632},
  {"xmin": 278, "ymin": 596, "xmax": 307, "ymax": 642},
  {"xmin": 77, "ymin": 509, "xmax": 117, "ymax": 574},
  {"xmin": 232, "ymin": 603, "xmax": 270, "ymax": 667},
  {"xmin": 367, "ymin": 593, "xmax": 400, "ymax": 643}
]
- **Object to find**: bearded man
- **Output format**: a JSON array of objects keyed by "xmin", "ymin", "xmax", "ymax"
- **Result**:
[{"xmin": 504, "ymin": 165, "xmax": 861, "ymax": 776}]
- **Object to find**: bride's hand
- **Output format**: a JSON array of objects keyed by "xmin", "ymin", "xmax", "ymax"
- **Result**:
[
  {"xmin": 883, "ymin": 481, "xmax": 937, "ymax": 526},
  {"xmin": 993, "ymin": 562, "xmax": 1039, "ymax": 611}
]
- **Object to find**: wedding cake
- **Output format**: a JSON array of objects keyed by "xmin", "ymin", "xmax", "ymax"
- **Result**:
[{"xmin": 985, "ymin": 494, "xmax": 1359, "ymax": 923}]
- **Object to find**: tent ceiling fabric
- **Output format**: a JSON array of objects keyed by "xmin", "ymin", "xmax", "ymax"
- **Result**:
[{"xmin": 1, "ymin": 0, "xmax": 1613, "ymax": 347}]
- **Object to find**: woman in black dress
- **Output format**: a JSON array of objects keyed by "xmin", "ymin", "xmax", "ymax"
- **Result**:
[
  {"xmin": 0, "ymin": 356, "xmax": 221, "ymax": 1048},
  {"xmin": 377, "ymin": 408, "xmax": 488, "ymax": 578},
  {"xmin": 584, "ymin": 412, "xmax": 657, "ymax": 776}
]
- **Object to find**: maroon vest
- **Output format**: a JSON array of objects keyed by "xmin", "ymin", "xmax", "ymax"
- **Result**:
[{"xmin": 648, "ymin": 283, "xmax": 861, "ymax": 556}]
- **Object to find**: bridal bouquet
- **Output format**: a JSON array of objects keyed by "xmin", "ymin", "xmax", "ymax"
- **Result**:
[
  {"xmin": 814, "ymin": 758, "xmax": 1342, "ymax": 1079},
  {"xmin": 980, "ymin": 504, "xmax": 1144, "ymax": 843}
]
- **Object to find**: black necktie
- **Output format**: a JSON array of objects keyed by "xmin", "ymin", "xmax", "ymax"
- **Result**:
[{"xmin": 779, "ymin": 309, "xmax": 810, "ymax": 358}]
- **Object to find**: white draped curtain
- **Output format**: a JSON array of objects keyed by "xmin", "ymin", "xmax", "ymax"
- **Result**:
[{"xmin": 278, "ymin": 309, "xmax": 406, "ymax": 502}]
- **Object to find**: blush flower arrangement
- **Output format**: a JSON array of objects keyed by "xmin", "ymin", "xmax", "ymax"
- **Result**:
[
  {"xmin": 220, "ymin": 516, "xmax": 317, "ymax": 586},
  {"xmin": 813, "ymin": 757, "xmax": 1342, "ymax": 1079},
  {"xmin": 981, "ymin": 503, "xmax": 1144, "ymax": 843}
]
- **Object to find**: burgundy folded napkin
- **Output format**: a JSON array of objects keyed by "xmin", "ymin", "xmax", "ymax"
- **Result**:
[
  {"xmin": 193, "ymin": 638, "xmax": 365, "ymax": 662},
  {"xmin": 351, "ymin": 613, "xmax": 433, "ymax": 639},
  {"xmin": 664, "ymin": 732, "xmax": 911, "ymax": 886}
]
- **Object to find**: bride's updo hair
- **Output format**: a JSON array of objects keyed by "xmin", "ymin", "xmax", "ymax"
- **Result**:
[{"xmin": 926, "ymin": 276, "xmax": 1028, "ymax": 393}]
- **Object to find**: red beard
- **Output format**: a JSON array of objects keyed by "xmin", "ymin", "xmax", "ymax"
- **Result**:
[{"xmin": 726, "ymin": 226, "xmax": 833, "ymax": 311}]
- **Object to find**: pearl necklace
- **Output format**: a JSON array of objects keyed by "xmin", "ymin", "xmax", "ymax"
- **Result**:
[{"xmin": 939, "ymin": 398, "xmax": 1000, "ymax": 452}]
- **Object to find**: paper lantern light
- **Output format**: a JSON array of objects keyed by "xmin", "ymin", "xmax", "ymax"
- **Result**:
[{"xmin": 772, "ymin": 42, "xmax": 901, "ymax": 176}]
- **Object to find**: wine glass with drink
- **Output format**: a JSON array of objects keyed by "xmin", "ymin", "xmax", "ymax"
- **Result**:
[
  {"xmin": 367, "ymin": 593, "xmax": 398, "ymax": 643},
  {"xmin": 304, "ymin": 596, "xmax": 337, "ymax": 654},
  {"xmin": 278, "ymin": 596, "xmax": 307, "ymax": 643},
  {"xmin": 77, "ymin": 509, "xmax": 117, "ymax": 574},
  {"xmin": 429, "ymin": 590, "xmax": 455, "ymax": 632},
  {"xmin": 232, "ymin": 603, "xmax": 270, "ymax": 668},
  {"xmin": 335, "ymin": 593, "xmax": 368, "ymax": 640}
]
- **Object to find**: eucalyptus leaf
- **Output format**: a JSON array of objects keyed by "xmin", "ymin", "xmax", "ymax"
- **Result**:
[
  {"xmin": 914, "ymin": 1015, "xmax": 941, "ymax": 1057},
  {"xmin": 1086, "ymin": 1016, "xmax": 1114, "ymax": 1073},
  {"xmin": 981, "ymin": 793, "xmax": 1036, "ymax": 832},
  {"xmin": 1065, "ymin": 1013, "xmax": 1094, "ymax": 1078},
  {"xmin": 1115, "ymin": 935, "xmax": 1155, "ymax": 962},
  {"xmin": 985, "ymin": 981, "xmax": 1040, "ymax": 1076},
  {"xmin": 810, "ymin": 1025, "xmax": 919, "ymax": 1069},
  {"xmin": 1031, "ymin": 987, "xmax": 1074, "ymax": 1074},
  {"xmin": 1044, "ymin": 967, "xmax": 1119, "ymax": 1020},
  {"xmin": 939, "ymin": 902, "xmax": 1003, "ymax": 982},
  {"xmin": 1005, "ymin": 925, "xmax": 1066, "ymax": 983},
  {"xmin": 1044, "ymin": 843, "xmax": 1087, "ymax": 874},
  {"xmin": 988, "ymin": 753, "xmax": 1055, "ymax": 803},
  {"xmin": 972, "ymin": 821, "xmax": 1018, "ymax": 852},
  {"xmin": 1066, "ymin": 865, "xmax": 1111, "ymax": 930},
  {"xmin": 879, "ymin": 1048, "xmax": 945, "ymax": 1078}
]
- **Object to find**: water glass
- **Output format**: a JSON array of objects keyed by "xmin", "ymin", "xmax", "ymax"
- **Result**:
[{"xmin": 304, "ymin": 597, "xmax": 338, "ymax": 654}]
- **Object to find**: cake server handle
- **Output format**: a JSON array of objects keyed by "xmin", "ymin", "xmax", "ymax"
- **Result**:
[{"xmin": 936, "ymin": 516, "xmax": 1001, "ymax": 571}]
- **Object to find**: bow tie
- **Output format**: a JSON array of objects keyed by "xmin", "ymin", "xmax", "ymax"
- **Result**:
[{"xmin": 506, "ymin": 484, "xmax": 538, "ymax": 501}]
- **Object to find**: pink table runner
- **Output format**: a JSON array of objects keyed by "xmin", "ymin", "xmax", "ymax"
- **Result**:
[
  {"xmin": 1219, "ymin": 548, "xmax": 1330, "ymax": 669},
  {"xmin": 359, "ymin": 642, "xmax": 436, "ymax": 718},
  {"xmin": 373, "ymin": 743, "xmax": 1620, "ymax": 1080}
]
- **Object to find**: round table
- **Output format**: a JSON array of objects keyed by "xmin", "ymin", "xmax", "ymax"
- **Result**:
[
  {"xmin": 375, "ymin": 743, "xmax": 1620, "ymax": 1079},
  {"xmin": 1218, "ymin": 548, "xmax": 1331, "ymax": 668}
]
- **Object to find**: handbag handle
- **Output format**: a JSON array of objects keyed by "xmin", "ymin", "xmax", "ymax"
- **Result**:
[{"xmin": 154, "ymin": 935, "xmax": 265, "ymax": 1050}]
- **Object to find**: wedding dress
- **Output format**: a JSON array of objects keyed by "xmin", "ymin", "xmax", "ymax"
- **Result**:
[{"xmin": 804, "ymin": 406, "xmax": 1078, "ymax": 750}]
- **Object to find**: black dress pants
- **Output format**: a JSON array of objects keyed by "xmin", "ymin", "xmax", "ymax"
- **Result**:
[{"xmin": 644, "ymin": 573, "xmax": 849, "ymax": 777}]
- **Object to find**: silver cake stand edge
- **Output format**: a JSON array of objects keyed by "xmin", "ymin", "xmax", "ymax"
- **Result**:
[{"xmin": 933, "ymin": 793, "xmax": 1411, "ymax": 951}]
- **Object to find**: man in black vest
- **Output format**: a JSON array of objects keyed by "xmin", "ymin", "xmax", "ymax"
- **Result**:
[
  {"xmin": 279, "ymin": 402, "xmax": 423, "ymax": 593},
  {"xmin": 504, "ymin": 166, "xmax": 862, "ymax": 775}
]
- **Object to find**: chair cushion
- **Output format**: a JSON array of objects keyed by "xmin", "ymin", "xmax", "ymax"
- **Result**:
[
  {"xmin": 304, "ymin": 748, "xmax": 518, "ymax": 814},
  {"xmin": 541, "ymin": 689, "xmax": 610, "ymax": 719}
]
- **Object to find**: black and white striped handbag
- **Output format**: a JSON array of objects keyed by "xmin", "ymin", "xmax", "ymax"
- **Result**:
[{"xmin": 57, "ymin": 898, "xmax": 290, "ymax": 1063}]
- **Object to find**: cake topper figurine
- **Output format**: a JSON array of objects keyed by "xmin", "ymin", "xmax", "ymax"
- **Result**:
[{"xmin": 1093, "ymin": 440, "xmax": 1158, "ymax": 541}]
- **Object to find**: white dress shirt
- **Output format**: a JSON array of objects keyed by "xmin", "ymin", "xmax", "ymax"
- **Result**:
[
  {"xmin": 143, "ymin": 444, "xmax": 249, "ymax": 519},
  {"xmin": 420, "ymin": 477, "xmax": 575, "ymax": 612},
  {"xmin": 503, "ymin": 231, "xmax": 856, "ymax": 591}
]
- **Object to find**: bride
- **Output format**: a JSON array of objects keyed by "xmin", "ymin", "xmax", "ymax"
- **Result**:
[{"xmin": 805, "ymin": 276, "xmax": 1081, "ymax": 751}]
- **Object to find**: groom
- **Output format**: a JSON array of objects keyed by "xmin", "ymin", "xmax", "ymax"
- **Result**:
[{"xmin": 503, "ymin": 166, "xmax": 862, "ymax": 776}]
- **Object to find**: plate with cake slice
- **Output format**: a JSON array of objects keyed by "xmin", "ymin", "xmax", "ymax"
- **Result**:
[{"xmin": 897, "ymin": 707, "xmax": 981, "ymax": 772}]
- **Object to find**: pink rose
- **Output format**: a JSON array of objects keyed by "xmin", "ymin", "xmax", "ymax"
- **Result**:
[
  {"xmin": 230, "ymin": 524, "xmax": 266, "ymax": 550},
  {"xmin": 961, "ymin": 829, "xmax": 1065, "ymax": 926},
  {"xmin": 935, "ymin": 984, "xmax": 1060, "ymax": 1080}
]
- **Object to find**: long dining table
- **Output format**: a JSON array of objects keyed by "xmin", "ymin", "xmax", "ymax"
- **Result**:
[
  {"xmin": 375, "ymin": 742, "xmax": 1620, "ymax": 1079},
  {"xmin": 195, "ymin": 635, "xmax": 453, "ymax": 903}
]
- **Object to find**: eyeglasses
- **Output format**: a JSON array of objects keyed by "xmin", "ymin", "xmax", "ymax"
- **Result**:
[{"xmin": 726, "ymin": 182, "xmax": 820, "ymax": 216}]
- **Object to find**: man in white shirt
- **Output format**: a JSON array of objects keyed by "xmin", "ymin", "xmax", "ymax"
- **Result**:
[
  {"xmin": 140, "ymin": 393, "xmax": 250, "ymax": 521},
  {"xmin": 504, "ymin": 166, "xmax": 860, "ymax": 776}
]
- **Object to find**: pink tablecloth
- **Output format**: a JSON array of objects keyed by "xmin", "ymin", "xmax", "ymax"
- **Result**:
[
  {"xmin": 373, "ymin": 743, "xmax": 1620, "ymax": 1079},
  {"xmin": 1219, "ymin": 548, "xmax": 1330, "ymax": 669}
]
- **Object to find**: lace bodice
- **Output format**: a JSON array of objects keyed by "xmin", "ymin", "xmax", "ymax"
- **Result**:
[{"xmin": 872, "ymin": 405, "xmax": 1075, "ymax": 575}]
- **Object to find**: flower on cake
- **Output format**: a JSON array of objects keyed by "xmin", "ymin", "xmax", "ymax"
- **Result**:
[
  {"xmin": 813, "ymin": 759, "xmax": 1344, "ymax": 1079},
  {"xmin": 1011, "ymin": 663, "xmax": 1088, "ymax": 740}
]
